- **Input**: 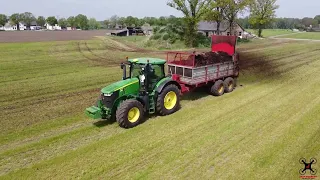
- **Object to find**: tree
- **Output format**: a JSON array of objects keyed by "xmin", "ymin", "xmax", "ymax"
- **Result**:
[
  {"xmin": 75, "ymin": 14, "xmax": 89, "ymax": 30},
  {"xmin": 103, "ymin": 19, "xmax": 110, "ymax": 28},
  {"xmin": 109, "ymin": 15, "xmax": 119, "ymax": 28},
  {"xmin": 0, "ymin": 14, "xmax": 7, "ymax": 27},
  {"xmin": 249, "ymin": 0, "xmax": 279, "ymax": 37},
  {"xmin": 10, "ymin": 13, "xmax": 22, "ymax": 30},
  {"xmin": 220, "ymin": 0, "xmax": 252, "ymax": 35},
  {"xmin": 204, "ymin": 0, "xmax": 224, "ymax": 35},
  {"xmin": 301, "ymin": 17, "xmax": 318, "ymax": 28},
  {"xmin": 37, "ymin": 16, "xmax": 46, "ymax": 28},
  {"xmin": 88, "ymin": 18, "xmax": 101, "ymax": 29},
  {"xmin": 238, "ymin": 16, "xmax": 251, "ymax": 29},
  {"xmin": 124, "ymin": 16, "xmax": 137, "ymax": 26},
  {"xmin": 314, "ymin": 15, "xmax": 320, "ymax": 25},
  {"xmin": 167, "ymin": 0, "xmax": 212, "ymax": 47},
  {"xmin": 58, "ymin": 18, "xmax": 68, "ymax": 29},
  {"xmin": 67, "ymin": 16, "xmax": 76, "ymax": 29},
  {"xmin": 158, "ymin": 16, "xmax": 168, "ymax": 26},
  {"xmin": 20, "ymin": 12, "xmax": 35, "ymax": 29},
  {"xmin": 46, "ymin": 16, "xmax": 58, "ymax": 26},
  {"xmin": 118, "ymin": 17, "xmax": 126, "ymax": 27}
]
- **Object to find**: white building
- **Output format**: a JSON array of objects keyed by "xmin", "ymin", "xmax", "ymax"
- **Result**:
[
  {"xmin": 45, "ymin": 23, "xmax": 62, "ymax": 30},
  {"xmin": 1, "ymin": 22, "xmax": 26, "ymax": 31},
  {"xmin": 29, "ymin": 21, "xmax": 41, "ymax": 30}
]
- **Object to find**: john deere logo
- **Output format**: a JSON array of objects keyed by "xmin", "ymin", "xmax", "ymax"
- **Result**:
[{"xmin": 299, "ymin": 158, "xmax": 317, "ymax": 179}]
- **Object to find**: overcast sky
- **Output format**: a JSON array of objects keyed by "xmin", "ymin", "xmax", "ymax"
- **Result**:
[{"xmin": 0, "ymin": 0, "xmax": 319, "ymax": 20}]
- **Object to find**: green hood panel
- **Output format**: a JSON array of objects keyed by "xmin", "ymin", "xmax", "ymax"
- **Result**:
[
  {"xmin": 101, "ymin": 78, "xmax": 139, "ymax": 94},
  {"xmin": 128, "ymin": 58, "xmax": 166, "ymax": 65}
]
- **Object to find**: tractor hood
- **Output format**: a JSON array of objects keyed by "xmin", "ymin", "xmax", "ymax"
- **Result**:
[{"xmin": 101, "ymin": 77, "xmax": 139, "ymax": 94}]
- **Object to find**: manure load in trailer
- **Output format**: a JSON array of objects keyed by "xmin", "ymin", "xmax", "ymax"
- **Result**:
[
  {"xmin": 195, "ymin": 51, "xmax": 233, "ymax": 67},
  {"xmin": 167, "ymin": 35, "xmax": 239, "ymax": 86}
]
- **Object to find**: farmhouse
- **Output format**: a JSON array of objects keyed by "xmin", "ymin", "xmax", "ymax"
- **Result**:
[
  {"xmin": 1, "ymin": 22, "xmax": 26, "ymax": 31},
  {"xmin": 198, "ymin": 20, "xmax": 245, "ymax": 37}
]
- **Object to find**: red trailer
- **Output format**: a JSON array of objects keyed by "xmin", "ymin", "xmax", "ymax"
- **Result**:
[{"xmin": 167, "ymin": 35, "xmax": 240, "ymax": 96}]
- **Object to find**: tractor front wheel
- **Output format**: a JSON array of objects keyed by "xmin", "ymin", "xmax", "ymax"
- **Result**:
[
  {"xmin": 116, "ymin": 99, "xmax": 144, "ymax": 128},
  {"xmin": 157, "ymin": 84, "xmax": 180, "ymax": 116}
]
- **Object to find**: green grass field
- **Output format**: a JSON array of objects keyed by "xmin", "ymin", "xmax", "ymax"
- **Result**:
[
  {"xmin": 247, "ymin": 29, "xmax": 295, "ymax": 37},
  {"xmin": 0, "ymin": 37, "xmax": 319, "ymax": 179},
  {"xmin": 277, "ymin": 32, "xmax": 320, "ymax": 40}
]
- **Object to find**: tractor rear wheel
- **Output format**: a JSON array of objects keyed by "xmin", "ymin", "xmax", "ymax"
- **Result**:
[
  {"xmin": 210, "ymin": 80, "xmax": 225, "ymax": 96},
  {"xmin": 116, "ymin": 99, "xmax": 144, "ymax": 128},
  {"xmin": 157, "ymin": 84, "xmax": 180, "ymax": 116},
  {"xmin": 224, "ymin": 77, "xmax": 235, "ymax": 93}
]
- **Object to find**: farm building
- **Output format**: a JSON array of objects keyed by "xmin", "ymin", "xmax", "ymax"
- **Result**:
[
  {"xmin": 141, "ymin": 24, "xmax": 153, "ymax": 35},
  {"xmin": 307, "ymin": 24, "xmax": 320, "ymax": 32},
  {"xmin": 110, "ymin": 27, "xmax": 146, "ymax": 36},
  {"xmin": 0, "ymin": 22, "xmax": 26, "ymax": 31},
  {"xmin": 198, "ymin": 20, "xmax": 245, "ymax": 37},
  {"xmin": 29, "ymin": 21, "xmax": 41, "ymax": 30},
  {"xmin": 44, "ymin": 23, "xmax": 62, "ymax": 30}
]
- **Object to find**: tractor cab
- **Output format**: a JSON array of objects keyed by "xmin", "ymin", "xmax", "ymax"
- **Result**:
[{"xmin": 122, "ymin": 58, "xmax": 166, "ymax": 92}]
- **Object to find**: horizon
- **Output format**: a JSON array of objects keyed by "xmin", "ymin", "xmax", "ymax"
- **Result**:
[{"xmin": 0, "ymin": 0, "xmax": 319, "ymax": 21}]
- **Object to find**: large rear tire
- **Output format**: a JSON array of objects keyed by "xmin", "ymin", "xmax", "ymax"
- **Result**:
[
  {"xmin": 224, "ymin": 77, "xmax": 235, "ymax": 93},
  {"xmin": 116, "ymin": 99, "xmax": 144, "ymax": 128},
  {"xmin": 210, "ymin": 80, "xmax": 225, "ymax": 96},
  {"xmin": 157, "ymin": 84, "xmax": 180, "ymax": 116}
]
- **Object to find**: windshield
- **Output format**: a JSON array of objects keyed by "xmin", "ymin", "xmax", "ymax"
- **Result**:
[
  {"xmin": 130, "ymin": 64, "xmax": 164, "ymax": 79},
  {"xmin": 131, "ymin": 64, "xmax": 144, "ymax": 77}
]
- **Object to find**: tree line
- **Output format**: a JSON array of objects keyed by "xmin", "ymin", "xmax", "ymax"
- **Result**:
[
  {"xmin": 238, "ymin": 16, "xmax": 320, "ymax": 30},
  {"xmin": 0, "ymin": 12, "xmax": 101, "ymax": 30}
]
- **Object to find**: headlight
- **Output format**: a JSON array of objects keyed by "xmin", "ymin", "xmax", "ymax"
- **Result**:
[{"xmin": 104, "ymin": 93, "xmax": 113, "ymax": 97}]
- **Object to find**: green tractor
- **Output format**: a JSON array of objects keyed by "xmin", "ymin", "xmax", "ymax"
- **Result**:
[{"xmin": 85, "ymin": 57, "xmax": 181, "ymax": 128}]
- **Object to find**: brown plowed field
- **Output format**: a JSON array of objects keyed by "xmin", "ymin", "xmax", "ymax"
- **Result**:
[{"xmin": 0, "ymin": 30, "xmax": 111, "ymax": 43}]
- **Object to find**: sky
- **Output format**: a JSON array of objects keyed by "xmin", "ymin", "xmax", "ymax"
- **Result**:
[{"xmin": 0, "ymin": 0, "xmax": 319, "ymax": 20}]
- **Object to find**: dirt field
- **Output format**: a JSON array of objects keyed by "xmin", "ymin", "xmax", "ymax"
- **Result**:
[{"xmin": 0, "ymin": 30, "xmax": 110, "ymax": 43}]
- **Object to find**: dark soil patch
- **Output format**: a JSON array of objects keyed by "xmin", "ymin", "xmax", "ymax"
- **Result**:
[{"xmin": 0, "ymin": 30, "xmax": 110, "ymax": 43}]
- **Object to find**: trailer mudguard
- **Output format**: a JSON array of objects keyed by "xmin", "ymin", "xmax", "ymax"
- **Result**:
[{"xmin": 155, "ymin": 77, "xmax": 181, "ymax": 94}]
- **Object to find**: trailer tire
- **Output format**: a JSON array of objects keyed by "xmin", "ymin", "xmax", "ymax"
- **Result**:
[
  {"xmin": 157, "ymin": 84, "xmax": 180, "ymax": 116},
  {"xmin": 224, "ymin": 77, "xmax": 235, "ymax": 93},
  {"xmin": 210, "ymin": 80, "xmax": 225, "ymax": 96},
  {"xmin": 116, "ymin": 99, "xmax": 144, "ymax": 129}
]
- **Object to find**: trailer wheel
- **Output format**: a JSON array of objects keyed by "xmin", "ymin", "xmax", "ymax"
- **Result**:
[
  {"xmin": 210, "ymin": 80, "xmax": 225, "ymax": 96},
  {"xmin": 224, "ymin": 77, "xmax": 235, "ymax": 93},
  {"xmin": 116, "ymin": 99, "xmax": 144, "ymax": 128},
  {"xmin": 157, "ymin": 84, "xmax": 180, "ymax": 116}
]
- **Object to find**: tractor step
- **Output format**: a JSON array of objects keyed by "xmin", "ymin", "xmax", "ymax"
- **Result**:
[{"xmin": 148, "ymin": 95, "xmax": 156, "ymax": 114}]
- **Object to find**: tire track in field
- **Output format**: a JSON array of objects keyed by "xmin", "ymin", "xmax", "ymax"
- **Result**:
[{"xmin": 76, "ymin": 41, "xmax": 120, "ymax": 66}]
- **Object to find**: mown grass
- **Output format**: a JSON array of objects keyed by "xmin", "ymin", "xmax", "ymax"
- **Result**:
[
  {"xmin": 277, "ymin": 32, "xmax": 320, "ymax": 40},
  {"xmin": 246, "ymin": 29, "xmax": 295, "ymax": 37},
  {"xmin": 0, "ymin": 36, "xmax": 319, "ymax": 179}
]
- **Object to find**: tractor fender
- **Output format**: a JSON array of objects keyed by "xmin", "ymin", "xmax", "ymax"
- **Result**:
[{"xmin": 156, "ymin": 78, "xmax": 181, "ymax": 94}]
